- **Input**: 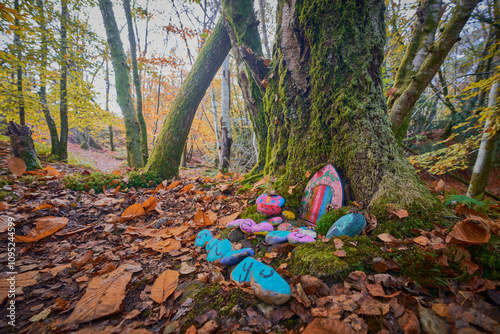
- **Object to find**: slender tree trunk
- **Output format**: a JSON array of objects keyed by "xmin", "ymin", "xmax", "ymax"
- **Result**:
[
  {"xmin": 145, "ymin": 17, "xmax": 231, "ymax": 178},
  {"xmin": 81, "ymin": 127, "xmax": 90, "ymax": 150},
  {"xmin": 105, "ymin": 59, "xmax": 115, "ymax": 151},
  {"xmin": 14, "ymin": 0, "xmax": 25, "ymax": 126},
  {"xmin": 152, "ymin": 66, "xmax": 164, "ymax": 145},
  {"xmin": 438, "ymin": 68, "xmax": 459, "ymax": 139},
  {"xmin": 55, "ymin": 0, "xmax": 69, "ymax": 161},
  {"xmin": 123, "ymin": 0, "xmax": 148, "ymax": 164},
  {"xmin": 99, "ymin": 0, "xmax": 143, "ymax": 168},
  {"xmin": 219, "ymin": 55, "xmax": 232, "ymax": 171},
  {"xmin": 211, "ymin": 88, "xmax": 221, "ymax": 165},
  {"xmin": 109, "ymin": 126, "xmax": 115, "ymax": 151},
  {"xmin": 37, "ymin": 0, "xmax": 59, "ymax": 155},
  {"xmin": 260, "ymin": 0, "xmax": 444, "ymax": 229},
  {"xmin": 388, "ymin": 0, "xmax": 480, "ymax": 143},
  {"xmin": 258, "ymin": 0, "xmax": 271, "ymax": 59}
]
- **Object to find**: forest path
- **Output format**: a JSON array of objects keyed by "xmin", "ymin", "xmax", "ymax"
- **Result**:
[{"xmin": 68, "ymin": 142, "xmax": 126, "ymax": 172}]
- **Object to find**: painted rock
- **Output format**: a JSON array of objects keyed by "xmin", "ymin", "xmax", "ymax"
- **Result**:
[
  {"xmin": 225, "ymin": 219, "xmax": 245, "ymax": 229},
  {"xmin": 277, "ymin": 223, "xmax": 293, "ymax": 231},
  {"xmin": 301, "ymin": 165, "xmax": 344, "ymax": 224},
  {"xmin": 195, "ymin": 229, "xmax": 213, "ymax": 247},
  {"xmin": 240, "ymin": 219, "xmax": 256, "ymax": 234},
  {"xmin": 207, "ymin": 239, "xmax": 232, "ymax": 262},
  {"xmin": 252, "ymin": 222, "xmax": 274, "ymax": 235},
  {"xmin": 265, "ymin": 231, "xmax": 290, "ymax": 245},
  {"xmin": 287, "ymin": 231, "xmax": 316, "ymax": 245},
  {"xmin": 269, "ymin": 217, "xmax": 283, "ymax": 226},
  {"xmin": 256, "ymin": 194, "xmax": 285, "ymax": 216},
  {"xmin": 231, "ymin": 257, "xmax": 266, "ymax": 283},
  {"xmin": 295, "ymin": 228, "xmax": 317, "ymax": 238},
  {"xmin": 221, "ymin": 248, "xmax": 255, "ymax": 266},
  {"xmin": 251, "ymin": 264, "xmax": 291, "ymax": 305},
  {"xmin": 326, "ymin": 213, "xmax": 367, "ymax": 238},
  {"xmin": 282, "ymin": 211, "xmax": 296, "ymax": 220},
  {"xmin": 205, "ymin": 238, "xmax": 219, "ymax": 252}
]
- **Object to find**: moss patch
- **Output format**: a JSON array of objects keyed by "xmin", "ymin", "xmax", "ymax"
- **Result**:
[
  {"xmin": 241, "ymin": 205, "xmax": 268, "ymax": 223},
  {"xmin": 470, "ymin": 236, "xmax": 500, "ymax": 280},
  {"xmin": 315, "ymin": 207, "xmax": 349, "ymax": 236},
  {"xmin": 290, "ymin": 235, "xmax": 382, "ymax": 280}
]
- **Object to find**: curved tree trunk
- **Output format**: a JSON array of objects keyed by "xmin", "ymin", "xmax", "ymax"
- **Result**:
[
  {"xmin": 124, "ymin": 0, "xmax": 149, "ymax": 164},
  {"xmin": 145, "ymin": 17, "xmax": 231, "ymax": 178},
  {"xmin": 262, "ymin": 0, "xmax": 444, "ymax": 225},
  {"xmin": 99, "ymin": 0, "xmax": 143, "ymax": 168}
]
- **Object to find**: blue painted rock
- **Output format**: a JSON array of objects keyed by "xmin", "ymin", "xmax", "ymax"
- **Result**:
[
  {"xmin": 265, "ymin": 231, "xmax": 290, "ymax": 245},
  {"xmin": 251, "ymin": 264, "xmax": 291, "ymax": 305},
  {"xmin": 195, "ymin": 229, "xmax": 213, "ymax": 247},
  {"xmin": 287, "ymin": 231, "xmax": 316, "ymax": 245},
  {"xmin": 282, "ymin": 211, "xmax": 295, "ymax": 220},
  {"xmin": 277, "ymin": 223, "xmax": 293, "ymax": 231},
  {"xmin": 269, "ymin": 217, "xmax": 283, "ymax": 226},
  {"xmin": 252, "ymin": 222, "xmax": 274, "ymax": 235},
  {"xmin": 205, "ymin": 238, "xmax": 219, "ymax": 252},
  {"xmin": 225, "ymin": 219, "xmax": 245, "ymax": 229},
  {"xmin": 256, "ymin": 194, "xmax": 285, "ymax": 216},
  {"xmin": 207, "ymin": 239, "xmax": 232, "ymax": 262},
  {"xmin": 326, "ymin": 213, "xmax": 367, "ymax": 238},
  {"xmin": 295, "ymin": 228, "xmax": 317, "ymax": 238},
  {"xmin": 231, "ymin": 257, "xmax": 267, "ymax": 283},
  {"xmin": 221, "ymin": 248, "xmax": 255, "ymax": 266},
  {"xmin": 240, "ymin": 219, "xmax": 256, "ymax": 234}
]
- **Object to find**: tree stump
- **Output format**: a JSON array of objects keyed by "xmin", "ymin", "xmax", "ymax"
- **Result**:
[{"xmin": 7, "ymin": 121, "xmax": 42, "ymax": 170}]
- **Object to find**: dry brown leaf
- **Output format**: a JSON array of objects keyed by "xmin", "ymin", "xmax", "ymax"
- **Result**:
[
  {"xmin": 435, "ymin": 179, "xmax": 445, "ymax": 193},
  {"xmin": 142, "ymin": 197, "xmax": 157, "ymax": 213},
  {"xmin": 448, "ymin": 219, "xmax": 490, "ymax": 245},
  {"xmin": 33, "ymin": 203, "xmax": 55, "ymax": 211},
  {"xmin": 334, "ymin": 250, "xmax": 346, "ymax": 257},
  {"xmin": 95, "ymin": 197, "xmax": 118, "ymax": 206},
  {"xmin": 141, "ymin": 238, "xmax": 182, "ymax": 253},
  {"xmin": 151, "ymin": 269, "xmax": 179, "ymax": 303},
  {"xmin": 305, "ymin": 171, "xmax": 311, "ymax": 178},
  {"xmin": 206, "ymin": 210, "xmax": 218, "ymax": 223},
  {"xmin": 193, "ymin": 208, "xmax": 213, "ymax": 227},
  {"xmin": 233, "ymin": 172, "xmax": 245, "ymax": 182},
  {"xmin": 377, "ymin": 233, "xmax": 397, "ymax": 242},
  {"xmin": 0, "ymin": 270, "xmax": 40, "ymax": 303},
  {"xmin": 390, "ymin": 208, "xmax": 408, "ymax": 219},
  {"xmin": 167, "ymin": 180, "xmax": 181, "ymax": 189},
  {"xmin": 288, "ymin": 183, "xmax": 299, "ymax": 195},
  {"xmin": 334, "ymin": 238, "xmax": 344, "ymax": 250},
  {"xmin": 303, "ymin": 318, "xmax": 356, "ymax": 334},
  {"xmin": 181, "ymin": 184, "xmax": 194, "ymax": 193},
  {"xmin": 413, "ymin": 236, "xmax": 431, "ymax": 247},
  {"xmin": 120, "ymin": 203, "xmax": 145, "ymax": 223},
  {"xmin": 7, "ymin": 157, "xmax": 26, "ymax": 176},
  {"xmin": 15, "ymin": 217, "xmax": 68, "ymax": 243},
  {"xmin": 219, "ymin": 212, "xmax": 240, "ymax": 228},
  {"xmin": 179, "ymin": 262, "xmax": 196, "ymax": 275},
  {"xmin": 366, "ymin": 283, "xmax": 387, "ymax": 298},
  {"xmin": 43, "ymin": 166, "xmax": 61, "ymax": 177},
  {"xmin": 125, "ymin": 224, "xmax": 188, "ymax": 238},
  {"xmin": 0, "ymin": 202, "xmax": 10, "ymax": 211},
  {"xmin": 0, "ymin": 215, "xmax": 14, "ymax": 233},
  {"xmin": 252, "ymin": 175, "xmax": 269, "ymax": 189},
  {"xmin": 62, "ymin": 264, "xmax": 141, "ymax": 326},
  {"xmin": 460, "ymin": 258, "xmax": 479, "ymax": 275},
  {"xmin": 359, "ymin": 297, "xmax": 390, "ymax": 316}
]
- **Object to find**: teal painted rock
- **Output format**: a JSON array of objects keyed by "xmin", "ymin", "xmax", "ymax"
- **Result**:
[
  {"xmin": 265, "ymin": 231, "xmax": 290, "ymax": 245},
  {"xmin": 207, "ymin": 239, "xmax": 232, "ymax": 262},
  {"xmin": 277, "ymin": 223, "xmax": 293, "ymax": 231},
  {"xmin": 326, "ymin": 213, "xmax": 367, "ymax": 238},
  {"xmin": 269, "ymin": 217, "xmax": 283, "ymax": 226},
  {"xmin": 221, "ymin": 248, "xmax": 255, "ymax": 266},
  {"xmin": 205, "ymin": 238, "xmax": 219, "ymax": 252},
  {"xmin": 231, "ymin": 257, "xmax": 266, "ymax": 283},
  {"xmin": 251, "ymin": 264, "xmax": 291, "ymax": 305},
  {"xmin": 225, "ymin": 219, "xmax": 245, "ymax": 229},
  {"xmin": 252, "ymin": 222, "xmax": 274, "ymax": 235},
  {"xmin": 287, "ymin": 231, "xmax": 315, "ymax": 245},
  {"xmin": 240, "ymin": 219, "xmax": 256, "ymax": 234},
  {"xmin": 195, "ymin": 229, "xmax": 213, "ymax": 247}
]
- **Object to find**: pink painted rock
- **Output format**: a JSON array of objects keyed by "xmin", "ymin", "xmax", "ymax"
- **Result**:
[
  {"xmin": 287, "ymin": 231, "xmax": 316, "ymax": 245},
  {"xmin": 225, "ymin": 219, "xmax": 245, "ymax": 229},
  {"xmin": 277, "ymin": 223, "xmax": 293, "ymax": 231},
  {"xmin": 269, "ymin": 217, "xmax": 283, "ymax": 226},
  {"xmin": 240, "ymin": 219, "xmax": 256, "ymax": 234},
  {"xmin": 256, "ymin": 194, "xmax": 285, "ymax": 216},
  {"xmin": 252, "ymin": 222, "xmax": 274, "ymax": 235}
]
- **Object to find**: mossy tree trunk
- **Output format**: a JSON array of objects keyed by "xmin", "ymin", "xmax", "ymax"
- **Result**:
[
  {"xmin": 219, "ymin": 55, "xmax": 232, "ymax": 171},
  {"xmin": 109, "ymin": 126, "xmax": 115, "ymax": 151},
  {"xmin": 123, "ymin": 0, "xmax": 148, "ymax": 164},
  {"xmin": 388, "ymin": 0, "xmax": 480, "ymax": 143},
  {"xmin": 7, "ymin": 122, "xmax": 42, "ymax": 170},
  {"xmin": 262, "ymin": 0, "xmax": 444, "ymax": 221},
  {"xmin": 99, "ymin": 0, "xmax": 143, "ymax": 168},
  {"xmin": 14, "ymin": 0, "xmax": 25, "ymax": 126},
  {"xmin": 55, "ymin": 0, "xmax": 69, "ymax": 161},
  {"xmin": 145, "ymin": 17, "xmax": 231, "ymax": 178}
]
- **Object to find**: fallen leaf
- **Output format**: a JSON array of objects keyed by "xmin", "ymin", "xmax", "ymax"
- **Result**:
[
  {"xmin": 206, "ymin": 210, "xmax": 218, "ymax": 223},
  {"xmin": 181, "ymin": 184, "xmax": 194, "ymax": 193},
  {"xmin": 435, "ymin": 179, "xmax": 445, "ymax": 193},
  {"xmin": 288, "ymin": 183, "xmax": 299, "ymax": 195},
  {"xmin": 252, "ymin": 175, "xmax": 269, "ymax": 189},
  {"xmin": 62, "ymin": 264, "xmax": 141, "ymax": 326},
  {"xmin": 413, "ymin": 235, "xmax": 431, "ymax": 247},
  {"xmin": 141, "ymin": 238, "xmax": 182, "ymax": 253},
  {"xmin": 29, "ymin": 306, "xmax": 52, "ymax": 322},
  {"xmin": 358, "ymin": 297, "xmax": 390, "ymax": 316},
  {"xmin": 15, "ymin": 217, "xmax": 69, "ymax": 243},
  {"xmin": 334, "ymin": 250, "xmax": 346, "ymax": 257},
  {"xmin": 33, "ymin": 203, "xmax": 55, "ymax": 211},
  {"xmin": 179, "ymin": 262, "xmax": 196, "ymax": 275},
  {"xmin": 334, "ymin": 238, "xmax": 344, "ymax": 250},
  {"xmin": 0, "ymin": 202, "xmax": 10, "ymax": 211},
  {"xmin": 219, "ymin": 212, "xmax": 240, "ymax": 228},
  {"xmin": 366, "ymin": 283, "xmax": 387, "ymax": 298},
  {"xmin": 305, "ymin": 171, "xmax": 311, "ymax": 178},
  {"xmin": 43, "ymin": 166, "xmax": 61, "ymax": 177},
  {"xmin": 167, "ymin": 180, "xmax": 181, "ymax": 189},
  {"xmin": 377, "ymin": 233, "xmax": 397, "ymax": 242},
  {"xmin": 7, "ymin": 157, "xmax": 26, "ymax": 176},
  {"xmin": 448, "ymin": 219, "xmax": 490, "ymax": 245},
  {"xmin": 151, "ymin": 269, "xmax": 179, "ymax": 303},
  {"xmin": 0, "ymin": 270, "xmax": 40, "ymax": 303},
  {"xmin": 460, "ymin": 258, "xmax": 479, "ymax": 275},
  {"xmin": 120, "ymin": 203, "xmax": 145, "ymax": 223},
  {"xmin": 390, "ymin": 208, "xmax": 408, "ymax": 219},
  {"xmin": 193, "ymin": 208, "xmax": 213, "ymax": 227},
  {"xmin": 142, "ymin": 197, "xmax": 157, "ymax": 213},
  {"xmin": 303, "ymin": 318, "xmax": 356, "ymax": 334},
  {"xmin": 94, "ymin": 197, "xmax": 118, "ymax": 206}
]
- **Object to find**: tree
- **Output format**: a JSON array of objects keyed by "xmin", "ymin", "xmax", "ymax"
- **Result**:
[
  {"xmin": 219, "ymin": 54, "xmax": 232, "ymax": 171},
  {"xmin": 13, "ymin": 0, "xmax": 25, "ymax": 126},
  {"xmin": 99, "ymin": 0, "xmax": 143, "ymax": 168}
]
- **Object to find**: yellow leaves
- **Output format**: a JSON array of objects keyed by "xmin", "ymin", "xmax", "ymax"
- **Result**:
[
  {"xmin": 7, "ymin": 157, "xmax": 26, "ymax": 176},
  {"xmin": 150, "ymin": 270, "xmax": 179, "ymax": 303},
  {"xmin": 15, "ymin": 217, "xmax": 68, "ymax": 243}
]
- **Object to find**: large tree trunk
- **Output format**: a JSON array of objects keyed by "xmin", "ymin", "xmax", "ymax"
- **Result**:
[
  {"xmin": 145, "ymin": 17, "xmax": 231, "ymax": 178},
  {"xmin": 123, "ymin": 0, "xmax": 148, "ymax": 164},
  {"xmin": 55, "ymin": 0, "xmax": 69, "ymax": 161},
  {"xmin": 37, "ymin": 0, "xmax": 59, "ymax": 155},
  {"xmin": 14, "ymin": 0, "xmax": 25, "ymax": 126},
  {"xmin": 388, "ymin": 0, "xmax": 480, "ymax": 143},
  {"xmin": 7, "ymin": 122, "xmax": 42, "ymax": 170},
  {"xmin": 219, "ymin": 55, "xmax": 232, "ymax": 171},
  {"xmin": 260, "ymin": 0, "xmax": 444, "ymax": 226},
  {"xmin": 99, "ymin": 0, "xmax": 143, "ymax": 168}
]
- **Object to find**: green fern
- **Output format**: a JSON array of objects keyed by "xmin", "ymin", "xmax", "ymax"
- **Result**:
[{"xmin": 444, "ymin": 194, "xmax": 488, "ymax": 210}]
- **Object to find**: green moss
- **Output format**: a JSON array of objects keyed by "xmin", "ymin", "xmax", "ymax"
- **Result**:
[
  {"xmin": 290, "ymin": 235, "xmax": 382, "ymax": 279},
  {"xmin": 470, "ymin": 236, "xmax": 500, "ymax": 280},
  {"xmin": 0, "ymin": 191, "xmax": 18, "ymax": 201},
  {"xmin": 241, "ymin": 205, "xmax": 268, "ymax": 223},
  {"xmin": 218, "ymin": 228, "xmax": 231, "ymax": 240},
  {"xmin": 316, "ymin": 207, "xmax": 349, "ymax": 236},
  {"xmin": 62, "ymin": 172, "xmax": 121, "ymax": 193}
]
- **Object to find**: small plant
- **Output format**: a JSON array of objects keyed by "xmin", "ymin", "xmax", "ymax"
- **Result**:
[
  {"xmin": 315, "ymin": 206, "xmax": 349, "ymax": 235},
  {"xmin": 240, "ymin": 205, "xmax": 267, "ymax": 223},
  {"xmin": 62, "ymin": 172, "xmax": 121, "ymax": 193},
  {"xmin": 127, "ymin": 171, "xmax": 163, "ymax": 189},
  {"xmin": 444, "ymin": 193, "xmax": 490, "ymax": 212}
]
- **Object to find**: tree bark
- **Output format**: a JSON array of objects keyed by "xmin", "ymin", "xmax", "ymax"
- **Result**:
[
  {"xmin": 123, "ymin": 0, "xmax": 149, "ymax": 164},
  {"xmin": 211, "ymin": 88, "xmax": 221, "ymax": 165},
  {"xmin": 388, "ymin": 0, "xmax": 480, "ymax": 143},
  {"xmin": 109, "ymin": 126, "xmax": 115, "ymax": 151},
  {"xmin": 219, "ymin": 55, "xmax": 232, "ymax": 171},
  {"xmin": 145, "ymin": 17, "xmax": 231, "ymax": 178},
  {"xmin": 258, "ymin": 0, "xmax": 271, "ymax": 59},
  {"xmin": 261, "ymin": 0, "xmax": 444, "ymax": 226},
  {"xmin": 14, "ymin": 0, "xmax": 25, "ymax": 126},
  {"xmin": 99, "ymin": 0, "xmax": 143, "ymax": 168},
  {"xmin": 7, "ymin": 122, "xmax": 42, "ymax": 170},
  {"xmin": 37, "ymin": 0, "xmax": 59, "ymax": 155},
  {"xmin": 55, "ymin": 0, "xmax": 69, "ymax": 161}
]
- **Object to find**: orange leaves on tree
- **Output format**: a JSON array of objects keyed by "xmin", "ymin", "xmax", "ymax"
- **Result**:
[
  {"xmin": 7, "ymin": 157, "xmax": 26, "ymax": 176},
  {"xmin": 15, "ymin": 217, "xmax": 68, "ymax": 243},
  {"xmin": 120, "ymin": 196, "xmax": 157, "ymax": 223},
  {"xmin": 150, "ymin": 269, "xmax": 179, "ymax": 303}
]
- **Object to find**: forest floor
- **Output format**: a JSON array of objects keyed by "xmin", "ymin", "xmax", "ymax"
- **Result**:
[{"xmin": 0, "ymin": 139, "xmax": 499, "ymax": 334}]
